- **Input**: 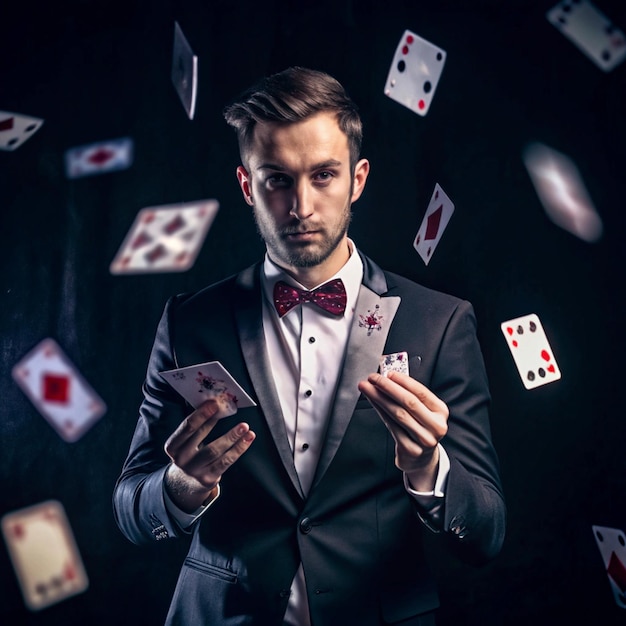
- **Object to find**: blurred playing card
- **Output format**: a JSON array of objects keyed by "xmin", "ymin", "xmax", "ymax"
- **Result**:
[
  {"xmin": 64, "ymin": 137, "xmax": 133, "ymax": 179},
  {"xmin": 384, "ymin": 29, "xmax": 447, "ymax": 116},
  {"xmin": 380, "ymin": 351, "xmax": 409, "ymax": 376},
  {"xmin": 500, "ymin": 313, "xmax": 561, "ymax": 390},
  {"xmin": 12, "ymin": 338, "xmax": 107, "ymax": 442},
  {"xmin": 172, "ymin": 21, "xmax": 198, "ymax": 120},
  {"xmin": 110, "ymin": 199, "xmax": 219, "ymax": 274},
  {"xmin": 160, "ymin": 361, "xmax": 257, "ymax": 419},
  {"xmin": 523, "ymin": 142, "xmax": 603, "ymax": 243},
  {"xmin": 413, "ymin": 183, "xmax": 454, "ymax": 265},
  {"xmin": 592, "ymin": 525, "xmax": 626, "ymax": 608},
  {"xmin": 1, "ymin": 500, "xmax": 89, "ymax": 611},
  {"xmin": 547, "ymin": 0, "xmax": 626, "ymax": 72},
  {"xmin": 0, "ymin": 111, "xmax": 44, "ymax": 151}
]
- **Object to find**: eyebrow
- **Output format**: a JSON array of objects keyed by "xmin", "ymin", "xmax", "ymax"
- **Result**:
[{"xmin": 256, "ymin": 159, "xmax": 343, "ymax": 172}]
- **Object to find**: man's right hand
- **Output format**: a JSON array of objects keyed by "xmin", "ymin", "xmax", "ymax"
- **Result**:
[{"xmin": 163, "ymin": 399, "xmax": 256, "ymax": 513}]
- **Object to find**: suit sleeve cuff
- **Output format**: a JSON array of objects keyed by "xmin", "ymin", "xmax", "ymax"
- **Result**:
[{"xmin": 162, "ymin": 483, "xmax": 221, "ymax": 530}]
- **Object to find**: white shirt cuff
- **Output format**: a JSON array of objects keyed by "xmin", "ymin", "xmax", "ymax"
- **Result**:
[
  {"xmin": 163, "ymin": 483, "xmax": 221, "ymax": 530},
  {"xmin": 403, "ymin": 443, "xmax": 450, "ymax": 498}
]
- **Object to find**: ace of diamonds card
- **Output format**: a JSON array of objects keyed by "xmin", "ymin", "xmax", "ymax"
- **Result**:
[
  {"xmin": 12, "ymin": 338, "xmax": 107, "ymax": 442},
  {"xmin": 1, "ymin": 500, "xmax": 89, "ymax": 611}
]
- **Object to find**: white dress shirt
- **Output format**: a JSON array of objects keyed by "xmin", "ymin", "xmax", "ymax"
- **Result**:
[{"xmin": 163, "ymin": 241, "xmax": 449, "ymax": 625}]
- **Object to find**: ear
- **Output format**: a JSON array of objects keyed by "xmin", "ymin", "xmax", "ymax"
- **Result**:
[
  {"xmin": 350, "ymin": 158, "xmax": 370, "ymax": 203},
  {"xmin": 236, "ymin": 165, "xmax": 254, "ymax": 206}
]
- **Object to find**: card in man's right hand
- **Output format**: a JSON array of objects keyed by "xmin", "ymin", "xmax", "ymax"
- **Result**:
[{"xmin": 160, "ymin": 361, "xmax": 256, "ymax": 418}]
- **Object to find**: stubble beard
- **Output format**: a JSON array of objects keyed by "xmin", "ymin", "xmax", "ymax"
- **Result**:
[{"xmin": 253, "ymin": 201, "xmax": 353, "ymax": 269}]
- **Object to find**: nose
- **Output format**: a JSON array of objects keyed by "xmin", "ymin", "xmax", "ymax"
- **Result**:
[{"xmin": 289, "ymin": 181, "xmax": 314, "ymax": 221}]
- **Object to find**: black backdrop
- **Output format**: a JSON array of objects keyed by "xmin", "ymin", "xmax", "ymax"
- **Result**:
[{"xmin": 1, "ymin": 1, "xmax": 625, "ymax": 624}]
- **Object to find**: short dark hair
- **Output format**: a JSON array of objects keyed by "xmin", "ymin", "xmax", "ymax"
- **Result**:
[{"xmin": 223, "ymin": 66, "xmax": 363, "ymax": 168}]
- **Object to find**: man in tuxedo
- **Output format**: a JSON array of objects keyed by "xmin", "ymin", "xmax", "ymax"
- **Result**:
[{"xmin": 113, "ymin": 66, "xmax": 506, "ymax": 626}]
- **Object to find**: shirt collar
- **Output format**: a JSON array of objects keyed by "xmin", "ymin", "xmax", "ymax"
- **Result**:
[{"xmin": 261, "ymin": 239, "xmax": 364, "ymax": 312}]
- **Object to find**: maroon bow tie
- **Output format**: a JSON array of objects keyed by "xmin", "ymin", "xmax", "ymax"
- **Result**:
[{"xmin": 273, "ymin": 279, "xmax": 347, "ymax": 318}]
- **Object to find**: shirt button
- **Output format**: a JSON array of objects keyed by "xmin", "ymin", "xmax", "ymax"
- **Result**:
[
  {"xmin": 308, "ymin": 336, "xmax": 316, "ymax": 343},
  {"xmin": 302, "ymin": 443, "xmax": 309, "ymax": 450},
  {"xmin": 304, "ymin": 389, "xmax": 312, "ymax": 397}
]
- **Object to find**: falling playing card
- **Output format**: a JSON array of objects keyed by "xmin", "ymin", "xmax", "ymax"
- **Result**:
[
  {"xmin": 1, "ymin": 500, "xmax": 89, "ymax": 611},
  {"xmin": 523, "ymin": 142, "xmax": 603, "ymax": 243},
  {"xmin": 64, "ymin": 137, "xmax": 134, "ymax": 179},
  {"xmin": 384, "ymin": 29, "xmax": 447, "ymax": 116},
  {"xmin": 160, "ymin": 361, "xmax": 257, "ymax": 419},
  {"xmin": 0, "ymin": 111, "xmax": 44, "ymax": 151},
  {"xmin": 592, "ymin": 525, "xmax": 626, "ymax": 608},
  {"xmin": 500, "ymin": 313, "xmax": 561, "ymax": 390},
  {"xmin": 380, "ymin": 352, "xmax": 410, "ymax": 376},
  {"xmin": 547, "ymin": 0, "xmax": 626, "ymax": 72},
  {"xmin": 12, "ymin": 338, "xmax": 107, "ymax": 442},
  {"xmin": 110, "ymin": 199, "xmax": 219, "ymax": 274},
  {"xmin": 413, "ymin": 183, "xmax": 455, "ymax": 265},
  {"xmin": 172, "ymin": 21, "xmax": 198, "ymax": 120}
]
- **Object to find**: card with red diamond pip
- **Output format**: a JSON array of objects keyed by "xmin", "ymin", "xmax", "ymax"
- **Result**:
[
  {"xmin": 64, "ymin": 136, "xmax": 133, "ymax": 178},
  {"xmin": 11, "ymin": 338, "xmax": 107, "ymax": 442}
]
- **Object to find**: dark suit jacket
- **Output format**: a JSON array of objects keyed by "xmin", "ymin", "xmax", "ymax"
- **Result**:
[{"xmin": 113, "ymin": 252, "xmax": 506, "ymax": 626}]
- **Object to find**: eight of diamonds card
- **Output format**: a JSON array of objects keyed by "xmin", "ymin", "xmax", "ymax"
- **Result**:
[
  {"xmin": 384, "ymin": 29, "xmax": 447, "ymax": 116},
  {"xmin": 592, "ymin": 525, "xmax": 626, "ymax": 608},
  {"xmin": 110, "ymin": 199, "xmax": 219, "ymax": 274},
  {"xmin": 0, "ymin": 111, "xmax": 44, "ymax": 151},
  {"xmin": 11, "ymin": 338, "xmax": 107, "ymax": 442},
  {"xmin": 64, "ymin": 137, "xmax": 134, "ymax": 179},
  {"xmin": 1, "ymin": 500, "xmax": 89, "ymax": 611},
  {"xmin": 500, "ymin": 313, "xmax": 561, "ymax": 390},
  {"xmin": 413, "ymin": 183, "xmax": 455, "ymax": 265},
  {"xmin": 160, "ymin": 361, "xmax": 257, "ymax": 419},
  {"xmin": 172, "ymin": 21, "xmax": 198, "ymax": 120}
]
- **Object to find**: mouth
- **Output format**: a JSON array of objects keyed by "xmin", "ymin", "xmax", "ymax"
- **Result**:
[{"xmin": 284, "ymin": 229, "xmax": 320, "ymax": 242}]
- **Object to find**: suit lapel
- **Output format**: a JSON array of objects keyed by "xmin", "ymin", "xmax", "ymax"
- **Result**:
[
  {"xmin": 234, "ymin": 265, "xmax": 305, "ymax": 498},
  {"xmin": 312, "ymin": 255, "xmax": 401, "ymax": 489}
]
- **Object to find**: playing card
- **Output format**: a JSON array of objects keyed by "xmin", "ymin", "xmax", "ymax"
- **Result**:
[
  {"xmin": 523, "ymin": 142, "xmax": 603, "ymax": 243},
  {"xmin": 0, "ymin": 111, "xmax": 44, "ymax": 151},
  {"xmin": 592, "ymin": 525, "xmax": 626, "ymax": 608},
  {"xmin": 171, "ymin": 21, "xmax": 198, "ymax": 120},
  {"xmin": 110, "ymin": 199, "xmax": 219, "ymax": 274},
  {"xmin": 500, "ymin": 314, "xmax": 561, "ymax": 390},
  {"xmin": 547, "ymin": 0, "xmax": 626, "ymax": 72},
  {"xmin": 64, "ymin": 137, "xmax": 133, "ymax": 179},
  {"xmin": 380, "ymin": 351, "xmax": 410, "ymax": 376},
  {"xmin": 12, "ymin": 338, "xmax": 107, "ymax": 442},
  {"xmin": 413, "ymin": 183, "xmax": 455, "ymax": 265},
  {"xmin": 1, "ymin": 500, "xmax": 89, "ymax": 611},
  {"xmin": 384, "ymin": 29, "xmax": 447, "ymax": 116},
  {"xmin": 160, "ymin": 361, "xmax": 257, "ymax": 419}
]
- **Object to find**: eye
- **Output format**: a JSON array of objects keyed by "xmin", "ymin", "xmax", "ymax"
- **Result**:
[
  {"xmin": 265, "ymin": 173, "xmax": 292, "ymax": 189},
  {"xmin": 314, "ymin": 171, "xmax": 334, "ymax": 184}
]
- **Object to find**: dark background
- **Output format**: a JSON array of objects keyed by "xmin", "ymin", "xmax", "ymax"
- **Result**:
[{"xmin": 1, "ymin": 0, "xmax": 625, "ymax": 624}]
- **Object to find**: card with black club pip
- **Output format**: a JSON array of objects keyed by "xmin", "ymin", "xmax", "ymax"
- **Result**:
[
  {"xmin": 12, "ymin": 338, "xmax": 107, "ymax": 442},
  {"xmin": 0, "ymin": 110, "xmax": 44, "ymax": 151},
  {"xmin": 110, "ymin": 199, "xmax": 219, "ymax": 274},
  {"xmin": 160, "ymin": 361, "xmax": 257, "ymax": 419},
  {"xmin": 592, "ymin": 525, "xmax": 626, "ymax": 608},
  {"xmin": 500, "ymin": 313, "xmax": 561, "ymax": 390},
  {"xmin": 384, "ymin": 29, "xmax": 447, "ymax": 116},
  {"xmin": 1, "ymin": 500, "xmax": 89, "ymax": 611},
  {"xmin": 172, "ymin": 21, "xmax": 198, "ymax": 120},
  {"xmin": 547, "ymin": 0, "xmax": 626, "ymax": 72},
  {"xmin": 413, "ymin": 183, "xmax": 455, "ymax": 265}
]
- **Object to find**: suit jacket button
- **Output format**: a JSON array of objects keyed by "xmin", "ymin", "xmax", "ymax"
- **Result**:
[{"xmin": 299, "ymin": 517, "xmax": 312, "ymax": 534}]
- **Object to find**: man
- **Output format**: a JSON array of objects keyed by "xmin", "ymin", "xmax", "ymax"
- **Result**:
[{"xmin": 113, "ymin": 66, "xmax": 506, "ymax": 626}]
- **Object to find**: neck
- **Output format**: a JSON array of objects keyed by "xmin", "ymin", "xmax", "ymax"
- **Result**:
[{"xmin": 271, "ymin": 238, "xmax": 351, "ymax": 290}]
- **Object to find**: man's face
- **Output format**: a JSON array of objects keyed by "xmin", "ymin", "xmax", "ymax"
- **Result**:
[{"xmin": 236, "ymin": 111, "xmax": 369, "ymax": 277}]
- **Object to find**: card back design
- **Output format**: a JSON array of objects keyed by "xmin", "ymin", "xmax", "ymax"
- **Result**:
[
  {"xmin": 172, "ymin": 21, "xmax": 198, "ymax": 120},
  {"xmin": 384, "ymin": 29, "xmax": 447, "ymax": 116}
]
